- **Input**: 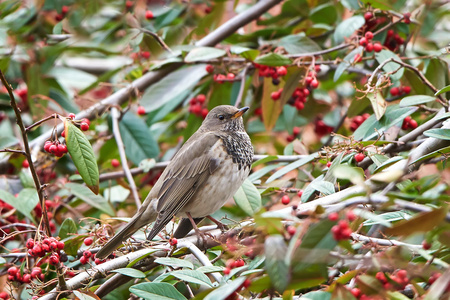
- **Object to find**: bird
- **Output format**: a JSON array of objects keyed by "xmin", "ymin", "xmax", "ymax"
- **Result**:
[{"xmin": 96, "ymin": 105, "xmax": 253, "ymax": 259}]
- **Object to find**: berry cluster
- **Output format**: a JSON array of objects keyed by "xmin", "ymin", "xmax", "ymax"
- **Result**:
[
  {"xmin": 213, "ymin": 72, "xmax": 235, "ymax": 84},
  {"xmin": 130, "ymin": 51, "xmax": 151, "ymax": 60},
  {"xmin": 81, "ymin": 238, "xmax": 106, "ymax": 265},
  {"xmin": 44, "ymin": 140, "xmax": 68, "ymax": 157},
  {"xmin": 0, "ymin": 200, "xmax": 31, "ymax": 239},
  {"xmin": 384, "ymin": 29, "xmax": 405, "ymax": 52},
  {"xmin": 7, "ymin": 265, "xmax": 44, "ymax": 284},
  {"xmin": 290, "ymin": 87, "xmax": 310, "ymax": 111},
  {"xmin": 286, "ymin": 126, "xmax": 300, "ymax": 142},
  {"xmin": 330, "ymin": 211, "xmax": 355, "ymax": 241},
  {"xmin": 188, "ymin": 94, "xmax": 209, "ymax": 118},
  {"xmin": 254, "ymin": 64, "xmax": 288, "ymax": 81},
  {"xmin": 304, "ymin": 71, "xmax": 320, "ymax": 89},
  {"xmin": 349, "ymin": 113, "xmax": 370, "ymax": 131},
  {"xmin": 401, "ymin": 116, "xmax": 418, "ymax": 130},
  {"xmin": 389, "ymin": 85, "xmax": 411, "ymax": 97},
  {"xmin": 223, "ymin": 258, "xmax": 246, "ymax": 275},
  {"xmin": 375, "ymin": 270, "xmax": 409, "ymax": 290},
  {"xmin": 359, "ymin": 31, "xmax": 382, "ymax": 53},
  {"xmin": 314, "ymin": 119, "xmax": 333, "ymax": 136},
  {"xmin": 26, "ymin": 237, "xmax": 65, "ymax": 260},
  {"xmin": 55, "ymin": 5, "xmax": 69, "ymax": 22}
]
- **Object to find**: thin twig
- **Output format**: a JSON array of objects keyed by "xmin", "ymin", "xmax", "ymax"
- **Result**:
[
  {"xmin": 111, "ymin": 107, "xmax": 141, "ymax": 209},
  {"xmin": 0, "ymin": 148, "xmax": 26, "ymax": 155},
  {"xmin": 0, "ymin": 70, "xmax": 52, "ymax": 237}
]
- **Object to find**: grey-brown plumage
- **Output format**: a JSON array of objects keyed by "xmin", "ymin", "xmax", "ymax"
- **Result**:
[{"xmin": 96, "ymin": 105, "xmax": 253, "ymax": 259}]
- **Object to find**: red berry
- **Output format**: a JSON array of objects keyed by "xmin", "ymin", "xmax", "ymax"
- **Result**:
[
  {"xmin": 57, "ymin": 241, "xmax": 65, "ymax": 250},
  {"xmin": 145, "ymin": 10, "xmax": 154, "ymax": 19},
  {"xmin": 26, "ymin": 238, "xmax": 34, "ymax": 249},
  {"xmin": 376, "ymin": 272, "xmax": 387, "ymax": 283},
  {"xmin": 403, "ymin": 13, "xmax": 411, "ymax": 24},
  {"xmin": 287, "ymin": 225, "xmax": 296, "ymax": 235},
  {"xmin": 365, "ymin": 42, "xmax": 374, "ymax": 52},
  {"xmin": 364, "ymin": 12, "xmax": 373, "ymax": 21},
  {"xmin": 125, "ymin": 1, "xmax": 133, "ymax": 9},
  {"xmin": 23, "ymin": 274, "xmax": 31, "ymax": 283},
  {"xmin": 205, "ymin": 64, "xmax": 214, "ymax": 73},
  {"xmin": 292, "ymin": 127, "xmax": 300, "ymax": 136},
  {"xmin": 359, "ymin": 37, "xmax": 368, "ymax": 46},
  {"xmin": 196, "ymin": 94, "xmax": 206, "ymax": 103},
  {"xmin": 390, "ymin": 87, "xmax": 400, "ymax": 96},
  {"xmin": 49, "ymin": 253, "xmax": 60, "ymax": 265},
  {"xmin": 351, "ymin": 288, "xmax": 361, "ymax": 298},
  {"xmin": 310, "ymin": 79, "xmax": 319, "ymax": 89},
  {"xmin": 223, "ymin": 267, "xmax": 231, "ymax": 275},
  {"xmin": 111, "ymin": 159, "xmax": 120, "ymax": 168},
  {"xmin": 57, "ymin": 144, "xmax": 67, "ymax": 154},
  {"xmin": 169, "ymin": 238, "xmax": 178, "ymax": 246},
  {"xmin": 328, "ymin": 212, "xmax": 339, "ymax": 221},
  {"xmin": 314, "ymin": 65, "xmax": 321, "ymax": 73},
  {"xmin": 297, "ymin": 190, "xmax": 303, "ymax": 197},
  {"xmin": 294, "ymin": 100, "xmax": 304, "ymax": 111},
  {"xmin": 68, "ymin": 113, "xmax": 76, "ymax": 119},
  {"xmin": 80, "ymin": 256, "xmax": 88, "ymax": 264},
  {"xmin": 402, "ymin": 86, "xmax": 411, "ymax": 94},
  {"xmin": 281, "ymin": 195, "xmax": 290, "ymax": 205},
  {"xmin": 409, "ymin": 119, "xmax": 418, "ymax": 129},
  {"xmin": 271, "ymin": 91, "xmax": 281, "ymax": 101},
  {"xmin": 354, "ymin": 153, "xmax": 365, "ymax": 163},
  {"xmin": 204, "ymin": 6, "xmax": 212, "ymax": 14},
  {"xmin": 397, "ymin": 269, "xmax": 408, "ymax": 279},
  {"xmin": 422, "ymin": 240, "xmax": 431, "ymax": 250},
  {"xmin": 80, "ymin": 122, "xmax": 89, "ymax": 131},
  {"xmin": 140, "ymin": 51, "xmax": 150, "ymax": 59},
  {"xmin": 44, "ymin": 141, "xmax": 52, "ymax": 152},
  {"xmin": 83, "ymin": 250, "xmax": 92, "ymax": 258},
  {"xmin": 387, "ymin": 29, "xmax": 394, "ymax": 37},
  {"xmin": 365, "ymin": 31, "xmax": 374, "ymax": 40},
  {"xmin": 0, "ymin": 292, "xmax": 9, "ymax": 300},
  {"xmin": 354, "ymin": 53, "xmax": 362, "ymax": 63},
  {"xmin": 254, "ymin": 107, "xmax": 262, "ymax": 116},
  {"xmin": 137, "ymin": 106, "xmax": 146, "ymax": 115},
  {"xmin": 22, "ymin": 160, "xmax": 29, "ymax": 168},
  {"xmin": 346, "ymin": 210, "xmax": 356, "ymax": 221},
  {"xmin": 50, "ymin": 242, "xmax": 58, "ymax": 250},
  {"xmin": 201, "ymin": 108, "xmax": 209, "ymax": 119},
  {"xmin": 84, "ymin": 237, "xmax": 93, "ymax": 246},
  {"xmin": 7, "ymin": 266, "xmax": 18, "ymax": 276},
  {"xmin": 276, "ymin": 66, "xmax": 287, "ymax": 76},
  {"xmin": 429, "ymin": 272, "xmax": 441, "ymax": 284},
  {"xmin": 61, "ymin": 130, "xmax": 65, "ymax": 138},
  {"xmin": 373, "ymin": 42, "xmax": 383, "ymax": 52},
  {"xmin": 326, "ymin": 161, "xmax": 332, "ymax": 168},
  {"xmin": 227, "ymin": 73, "xmax": 235, "ymax": 80}
]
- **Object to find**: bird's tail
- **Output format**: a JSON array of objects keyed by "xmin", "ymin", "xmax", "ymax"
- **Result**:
[{"xmin": 96, "ymin": 202, "xmax": 158, "ymax": 259}]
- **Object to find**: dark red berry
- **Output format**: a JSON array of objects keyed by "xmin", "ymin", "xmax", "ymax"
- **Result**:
[
  {"xmin": 310, "ymin": 79, "xmax": 319, "ymax": 89},
  {"xmin": 373, "ymin": 42, "xmax": 383, "ymax": 52},
  {"xmin": 57, "ymin": 241, "xmax": 65, "ymax": 250},
  {"xmin": 206, "ymin": 64, "xmax": 214, "ymax": 73},
  {"xmin": 364, "ymin": 12, "xmax": 373, "ymax": 21},
  {"xmin": 169, "ymin": 238, "xmax": 178, "ymax": 246},
  {"xmin": 365, "ymin": 42, "xmax": 374, "ymax": 52},
  {"xmin": 276, "ymin": 66, "xmax": 287, "ymax": 76},
  {"xmin": 26, "ymin": 238, "xmax": 34, "ymax": 249},
  {"xmin": 390, "ymin": 87, "xmax": 400, "ymax": 96},
  {"xmin": 365, "ymin": 31, "xmax": 374, "ymax": 40},
  {"xmin": 409, "ymin": 119, "xmax": 418, "ymax": 129},
  {"xmin": 287, "ymin": 225, "xmax": 296, "ymax": 235},
  {"xmin": 359, "ymin": 37, "xmax": 368, "ymax": 46},
  {"xmin": 80, "ymin": 122, "xmax": 89, "ymax": 131},
  {"xmin": 422, "ymin": 240, "xmax": 431, "ymax": 250},
  {"xmin": 403, "ymin": 86, "xmax": 411, "ymax": 94}
]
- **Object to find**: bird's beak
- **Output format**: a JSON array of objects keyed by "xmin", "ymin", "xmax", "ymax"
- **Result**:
[{"xmin": 231, "ymin": 107, "xmax": 249, "ymax": 119}]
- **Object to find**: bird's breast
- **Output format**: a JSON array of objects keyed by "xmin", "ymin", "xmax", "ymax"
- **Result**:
[{"xmin": 178, "ymin": 138, "xmax": 252, "ymax": 218}]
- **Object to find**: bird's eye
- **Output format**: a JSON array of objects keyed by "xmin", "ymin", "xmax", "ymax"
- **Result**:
[{"xmin": 218, "ymin": 115, "xmax": 225, "ymax": 120}]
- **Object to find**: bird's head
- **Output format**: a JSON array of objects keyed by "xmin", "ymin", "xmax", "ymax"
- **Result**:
[{"xmin": 200, "ymin": 105, "xmax": 249, "ymax": 133}]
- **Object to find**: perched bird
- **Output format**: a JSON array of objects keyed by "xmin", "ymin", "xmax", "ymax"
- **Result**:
[{"xmin": 96, "ymin": 105, "xmax": 253, "ymax": 259}]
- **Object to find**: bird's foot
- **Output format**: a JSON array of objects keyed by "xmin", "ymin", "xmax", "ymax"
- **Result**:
[{"xmin": 206, "ymin": 215, "xmax": 229, "ymax": 232}]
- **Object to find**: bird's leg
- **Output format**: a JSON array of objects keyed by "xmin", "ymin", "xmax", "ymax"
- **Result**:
[
  {"xmin": 186, "ymin": 212, "xmax": 208, "ymax": 247},
  {"xmin": 206, "ymin": 215, "xmax": 229, "ymax": 232}
]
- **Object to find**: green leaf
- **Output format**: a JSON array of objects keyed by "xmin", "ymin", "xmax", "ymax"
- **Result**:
[
  {"xmin": 353, "ymin": 105, "xmax": 417, "ymax": 141},
  {"xmin": 333, "ymin": 47, "xmax": 363, "ymax": 82},
  {"xmin": 265, "ymin": 235, "xmax": 289, "ymax": 292},
  {"xmin": 230, "ymin": 46, "xmax": 260, "ymax": 61},
  {"xmin": 334, "ymin": 16, "xmax": 365, "ymax": 44},
  {"xmin": 333, "ymin": 165, "xmax": 365, "ymax": 185},
  {"xmin": 169, "ymin": 270, "xmax": 213, "ymax": 287},
  {"xmin": 299, "ymin": 291, "xmax": 331, "ymax": 300},
  {"xmin": 261, "ymin": 77, "xmax": 284, "ymax": 131},
  {"xmin": 385, "ymin": 206, "xmax": 447, "ymax": 236},
  {"xmin": 63, "ymin": 182, "xmax": 114, "ymax": 216},
  {"xmin": 154, "ymin": 257, "xmax": 194, "ymax": 269},
  {"xmin": 375, "ymin": 50, "xmax": 404, "ymax": 81},
  {"xmin": 367, "ymin": 91, "xmax": 386, "ymax": 120},
  {"xmin": 435, "ymin": 85, "xmax": 450, "ymax": 96},
  {"xmin": 59, "ymin": 218, "xmax": 78, "ymax": 240},
  {"xmin": 130, "ymin": 282, "xmax": 187, "ymax": 300},
  {"xmin": 65, "ymin": 120, "xmax": 99, "ymax": 194},
  {"xmin": 0, "ymin": 257, "xmax": 6, "ymax": 266},
  {"xmin": 204, "ymin": 277, "xmax": 247, "ymax": 300},
  {"xmin": 266, "ymin": 154, "xmax": 317, "ymax": 183},
  {"xmin": 233, "ymin": 179, "xmax": 262, "ymax": 216},
  {"xmin": 0, "ymin": 189, "xmax": 38, "ymax": 223},
  {"xmin": 251, "ymin": 155, "xmax": 279, "ymax": 168},
  {"xmin": 310, "ymin": 3, "xmax": 337, "ymax": 25},
  {"xmin": 423, "ymin": 129, "xmax": 450, "ymax": 140},
  {"xmin": 409, "ymin": 145, "xmax": 450, "ymax": 166},
  {"xmin": 141, "ymin": 65, "xmax": 208, "ymax": 112},
  {"xmin": 184, "ymin": 47, "xmax": 226, "ymax": 62},
  {"xmin": 254, "ymin": 53, "xmax": 292, "ymax": 67},
  {"xmin": 279, "ymin": 33, "xmax": 321, "ymax": 54},
  {"xmin": 72, "ymin": 291, "xmax": 97, "ymax": 300},
  {"xmin": 118, "ymin": 112, "xmax": 160, "ymax": 165},
  {"xmin": 112, "ymin": 268, "xmax": 146, "ymax": 278},
  {"xmin": 399, "ymin": 95, "xmax": 436, "ymax": 107}
]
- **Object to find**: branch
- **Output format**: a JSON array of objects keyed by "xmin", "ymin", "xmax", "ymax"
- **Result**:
[
  {"xmin": 0, "ymin": 70, "xmax": 52, "ymax": 237},
  {"xmin": 111, "ymin": 107, "xmax": 141, "ymax": 209}
]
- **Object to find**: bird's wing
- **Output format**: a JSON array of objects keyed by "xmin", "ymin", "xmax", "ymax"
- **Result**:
[{"xmin": 146, "ymin": 133, "xmax": 221, "ymax": 240}]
